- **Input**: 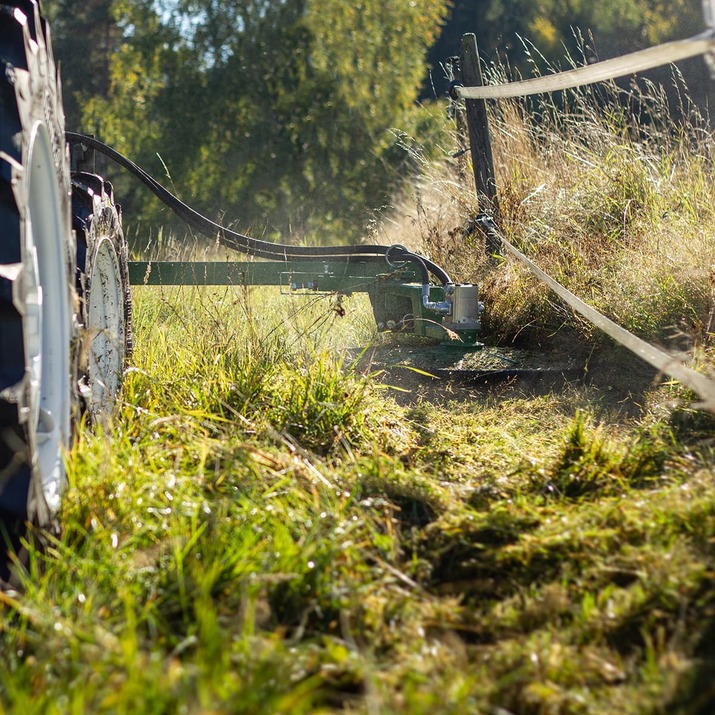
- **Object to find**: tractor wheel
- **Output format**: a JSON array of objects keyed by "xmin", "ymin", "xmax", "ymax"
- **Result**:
[
  {"xmin": 73, "ymin": 173, "xmax": 132, "ymax": 422},
  {"xmin": 0, "ymin": 0, "xmax": 74, "ymax": 571}
]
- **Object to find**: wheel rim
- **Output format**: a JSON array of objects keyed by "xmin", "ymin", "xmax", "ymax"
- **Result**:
[
  {"xmin": 25, "ymin": 121, "xmax": 71, "ymax": 514},
  {"xmin": 87, "ymin": 237, "xmax": 125, "ymax": 419}
]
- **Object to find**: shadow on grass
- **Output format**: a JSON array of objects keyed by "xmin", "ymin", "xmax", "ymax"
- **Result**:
[{"xmin": 365, "ymin": 339, "xmax": 664, "ymax": 422}]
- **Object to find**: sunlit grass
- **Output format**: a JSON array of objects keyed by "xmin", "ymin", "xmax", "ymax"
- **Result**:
[
  {"xmin": 3, "ymin": 75, "xmax": 715, "ymax": 713},
  {"xmin": 0, "ymin": 281, "xmax": 705, "ymax": 713}
]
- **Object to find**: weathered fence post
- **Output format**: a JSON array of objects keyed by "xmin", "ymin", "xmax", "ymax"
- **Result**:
[{"xmin": 460, "ymin": 33, "xmax": 500, "ymax": 226}]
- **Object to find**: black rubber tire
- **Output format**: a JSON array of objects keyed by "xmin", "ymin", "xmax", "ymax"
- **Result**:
[
  {"xmin": 72, "ymin": 172, "xmax": 132, "ymax": 421},
  {"xmin": 0, "ymin": 0, "xmax": 74, "ymax": 578}
]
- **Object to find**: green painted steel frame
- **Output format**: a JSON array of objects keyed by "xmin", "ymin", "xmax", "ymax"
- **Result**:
[
  {"xmin": 127, "ymin": 260, "xmax": 479, "ymax": 344},
  {"xmin": 128, "ymin": 259, "xmax": 419, "ymax": 293}
]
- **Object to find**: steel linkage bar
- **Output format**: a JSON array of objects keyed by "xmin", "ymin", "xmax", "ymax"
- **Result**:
[{"xmin": 128, "ymin": 260, "xmax": 421, "ymax": 292}]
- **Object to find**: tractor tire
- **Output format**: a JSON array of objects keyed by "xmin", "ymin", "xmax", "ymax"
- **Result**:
[
  {"xmin": 0, "ymin": 0, "xmax": 74, "ymax": 569},
  {"xmin": 72, "ymin": 172, "xmax": 132, "ymax": 422}
]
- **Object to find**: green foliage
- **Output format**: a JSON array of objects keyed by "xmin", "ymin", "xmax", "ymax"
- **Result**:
[
  {"xmin": 47, "ymin": 0, "xmax": 709, "ymax": 249},
  {"xmin": 521, "ymin": 0, "xmax": 703, "ymax": 58},
  {"xmin": 66, "ymin": 0, "xmax": 452, "ymax": 244},
  {"xmin": 523, "ymin": 0, "xmax": 698, "ymax": 58},
  {"xmin": 427, "ymin": 0, "xmax": 707, "ymax": 105},
  {"xmin": 41, "ymin": 0, "xmax": 123, "ymax": 130}
]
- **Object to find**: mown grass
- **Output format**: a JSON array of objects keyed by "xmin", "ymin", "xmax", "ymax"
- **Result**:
[
  {"xmin": 4, "ymin": 73, "xmax": 715, "ymax": 713},
  {"xmin": 0, "ymin": 281, "xmax": 711, "ymax": 714}
]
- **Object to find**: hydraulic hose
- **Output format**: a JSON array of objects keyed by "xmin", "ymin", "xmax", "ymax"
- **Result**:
[{"xmin": 66, "ymin": 132, "xmax": 453, "ymax": 285}]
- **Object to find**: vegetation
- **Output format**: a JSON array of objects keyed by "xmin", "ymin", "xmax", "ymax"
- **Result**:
[
  {"xmin": 427, "ymin": 0, "xmax": 709, "ymax": 104},
  {"xmin": 4, "ymin": 1, "xmax": 715, "ymax": 712},
  {"xmin": 428, "ymin": 0, "xmax": 704, "ymax": 62},
  {"xmin": 478, "ymin": 69, "xmax": 715, "ymax": 353},
  {"xmin": 3, "ymin": 59, "xmax": 715, "ymax": 709},
  {"xmin": 44, "ymin": 0, "xmax": 708, "ymax": 244},
  {"xmin": 45, "ymin": 0, "xmax": 451, "ymax": 243}
]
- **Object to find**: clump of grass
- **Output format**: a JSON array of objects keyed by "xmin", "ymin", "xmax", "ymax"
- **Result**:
[
  {"xmin": 532, "ymin": 411, "xmax": 674, "ymax": 500},
  {"xmin": 261, "ymin": 350, "xmax": 377, "ymax": 455},
  {"xmin": 121, "ymin": 285, "xmax": 404, "ymax": 457}
]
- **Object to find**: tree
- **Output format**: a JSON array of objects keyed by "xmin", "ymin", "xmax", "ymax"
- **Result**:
[
  {"xmin": 41, "ymin": 0, "xmax": 123, "ymax": 130},
  {"xmin": 427, "ymin": 0, "xmax": 707, "ymax": 97},
  {"xmin": 76, "ymin": 0, "xmax": 452, "ymax": 243}
]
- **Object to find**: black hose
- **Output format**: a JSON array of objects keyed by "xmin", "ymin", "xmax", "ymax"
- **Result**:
[{"xmin": 66, "ymin": 132, "xmax": 453, "ymax": 285}]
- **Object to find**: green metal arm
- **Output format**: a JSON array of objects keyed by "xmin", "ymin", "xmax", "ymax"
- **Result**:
[
  {"xmin": 128, "ymin": 260, "xmax": 420, "ymax": 292},
  {"xmin": 127, "ymin": 260, "xmax": 481, "ymax": 345}
]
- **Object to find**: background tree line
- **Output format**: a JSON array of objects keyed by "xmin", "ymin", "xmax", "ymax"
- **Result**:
[
  {"xmin": 43, "ymin": 0, "xmax": 709, "ymax": 246},
  {"xmin": 427, "ymin": 0, "xmax": 709, "ymax": 101}
]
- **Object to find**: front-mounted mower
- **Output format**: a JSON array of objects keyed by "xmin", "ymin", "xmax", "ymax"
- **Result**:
[
  {"xmin": 126, "ymin": 258, "xmax": 483, "ymax": 346},
  {"xmin": 70, "ymin": 132, "xmax": 484, "ymax": 350}
]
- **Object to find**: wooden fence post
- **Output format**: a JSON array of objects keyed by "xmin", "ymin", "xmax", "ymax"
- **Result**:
[{"xmin": 460, "ymin": 33, "xmax": 500, "ymax": 225}]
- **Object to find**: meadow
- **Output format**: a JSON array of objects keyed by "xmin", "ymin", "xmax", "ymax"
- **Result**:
[{"xmin": 2, "ymin": 76, "xmax": 715, "ymax": 714}]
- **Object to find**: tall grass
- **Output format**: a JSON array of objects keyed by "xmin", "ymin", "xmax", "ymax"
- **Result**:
[
  {"xmin": 393, "ymin": 58, "xmax": 715, "ymax": 363},
  {"xmin": 485, "ymin": 68, "xmax": 715, "ymax": 351}
]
